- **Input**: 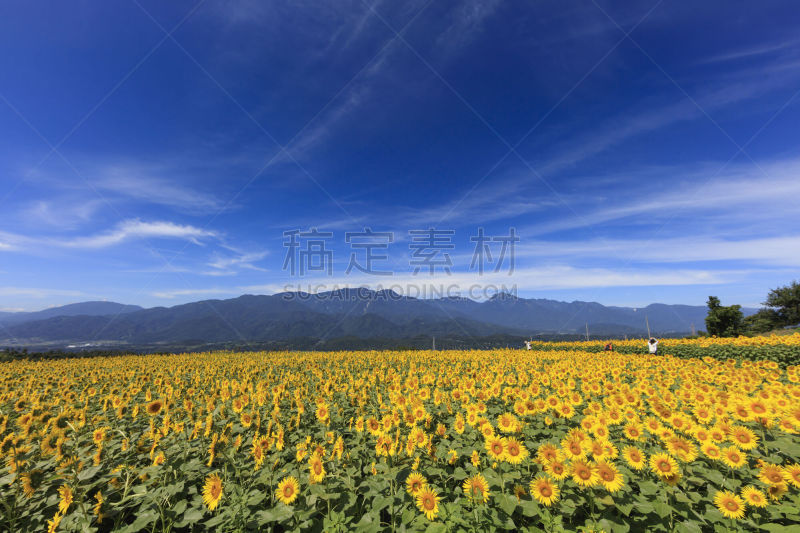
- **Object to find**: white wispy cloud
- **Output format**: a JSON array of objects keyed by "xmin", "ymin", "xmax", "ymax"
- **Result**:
[
  {"xmin": 698, "ymin": 38, "xmax": 800, "ymax": 64},
  {"xmin": 207, "ymin": 248, "xmax": 269, "ymax": 274},
  {"xmin": 391, "ymin": 175, "xmax": 556, "ymax": 228},
  {"xmin": 522, "ymin": 157, "xmax": 800, "ymax": 236},
  {"xmin": 536, "ymin": 71, "xmax": 799, "ymax": 177},
  {"xmin": 96, "ymin": 169, "xmax": 228, "ymax": 212},
  {"xmin": 434, "ymin": 0, "xmax": 502, "ymax": 57},
  {"xmin": 62, "ymin": 220, "xmax": 218, "ymax": 248},
  {"xmin": 0, "ymin": 219, "xmax": 219, "ymax": 251},
  {"xmin": 151, "ymin": 288, "xmax": 241, "ymax": 299},
  {"xmin": 22, "ymin": 199, "xmax": 106, "ymax": 229},
  {"xmin": 516, "ymin": 236, "xmax": 800, "ymax": 266}
]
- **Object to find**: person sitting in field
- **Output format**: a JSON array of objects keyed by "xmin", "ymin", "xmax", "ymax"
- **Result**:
[
  {"xmin": 524, "ymin": 340, "xmax": 532, "ymax": 351},
  {"xmin": 604, "ymin": 342, "xmax": 614, "ymax": 351},
  {"xmin": 648, "ymin": 337, "xmax": 658, "ymax": 355}
]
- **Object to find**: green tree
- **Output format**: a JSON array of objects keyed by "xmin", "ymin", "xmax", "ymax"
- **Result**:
[
  {"xmin": 743, "ymin": 308, "xmax": 782, "ymax": 334},
  {"xmin": 705, "ymin": 296, "xmax": 744, "ymax": 337},
  {"xmin": 764, "ymin": 280, "xmax": 800, "ymax": 327}
]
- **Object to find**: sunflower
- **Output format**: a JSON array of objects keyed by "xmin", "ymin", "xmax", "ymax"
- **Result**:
[
  {"xmin": 462, "ymin": 474, "xmax": 489, "ymax": 503},
  {"xmin": 529, "ymin": 476, "xmax": 560, "ymax": 506},
  {"xmin": 276, "ymin": 476, "xmax": 299, "ymax": 505},
  {"xmin": 595, "ymin": 460, "xmax": 624, "ymax": 493},
  {"xmin": 406, "ymin": 472, "xmax": 428, "ymax": 496},
  {"xmin": 693, "ymin": 427, "xmax": 711, "ymax": 442},
  {"xmin": 758, "ymin": 462, "xmax": 785, "ymax": 485},
  {"xmin": 537, "ymin": 443, "xmax": 559, "ymax": 463},
  {"xmin": 766, "ymin": 482, "xmax": 788, "ymax": 501},
  {"xmin": 709, "ymin": 426, "xmax": 726, "ymax": 442},
  {"xmin": 315, "ymin": 403, "xmax": 330, "ymax": 424},
  {"xmin": 783, "ymin": 463, "xmax": 800, "ymax": 488},
  {"xmin": 504, "ymin": 437, "xmax": 528, "ymax": 464},
  {"xmin": 39, "ymin": 431, "xmax": 62, "ymax": 456},
  {"xmin": 415, "ymin": 486, "xmax": 440, "ymax": 521},
  {"xmin": 309, "ymin": 453, "xmax": 326, "ymax": 484},
  {"xmin": 20, "ymin": 469, "xmax": 44, "ymax": 498},
  {"xmin": 202, "ymin": 473, "xmax": 223, "ymax": 510},
  {"xmin": 152, "ymin": 451, "xmax": 165, "ymax": 466},
  {"xmin": 365, "ymin": 417, "xmax": 381, "ymax": 435},
  {"xmin": 714, "ymin": 490, "xmax": 745, "ymax": 520},
  {"xmin": 721, "ymin": 447, "xmax": 747, "ymax": 469},
  {"xmin": 497, "ymin": 412, "xmax": 519, "ymax": 433},
  {"xmin": 92, "ymin": 427, "xmax": 107, "ymax": 445},
  {"xmin": 701, "ymin": 442, "xmax": 721, "ymax": 460},
  {"xmin": 485, "ymin": 436, "xmax": 506, "ymax": 461},
  {"xmin": 93, "ymin": 490, "xmax": 104, "ymax": 522},
  {"xmin": 740, "ymin": 486, "xmax": 767, "ymax": 508},
  {"xmin": 46, "ymin": 510, "xmax": 64, "ymax": 533},
  {"xmin": 556, "ymin": 402, "xmax": 576, "ymax": 419},
  {"xmin": 570, "ymin": 459, "xmax": 599, "ymax": 488},
  {"xmin": 729, "ymin": 426, "xmax": 758, "ymax": 450},
  {"xmin": 454, "ymin": 415, "xmax": 465, "ymax": 434},
  {"xmin": 58, "ymin": 485, "xmax": 73, "ymax": 514},
  {"xmin": 622, "ymin": 446, "xmax": 646, "ymax": 470},
  {"xmin": 561, "ymin": 438, "xmax": 587, "ymax": 460},
  {"xmin": 470, "ymin": 450, "xmax": 480, "ymax": 468},
  {"xmin": 649, "ymin": 453, "xmax": 679, "ymax": 480},
  {"xmin": 545, "ymin": 458, "xmax": 570, "ymax": 480},
  {"xmin": 146, "ymin": 400, "xmax": 164, "ymax": 416},
  {"xmin": 623, "ymin": 423, "xmax": 643, "ymax": 441},
  {"xmin": 666, "ymin": 437, "xmax": 697, "ymax": 462}
]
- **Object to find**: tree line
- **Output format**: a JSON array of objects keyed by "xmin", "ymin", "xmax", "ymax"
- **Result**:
[{"xmin": 705, "ymin": 280, "xmax": 800, "ymax": 337}]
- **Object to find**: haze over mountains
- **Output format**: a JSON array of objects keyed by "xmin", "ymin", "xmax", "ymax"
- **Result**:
[{"xmin": 0, "ymin": 291, "xmax": 754, "ymax": 349}]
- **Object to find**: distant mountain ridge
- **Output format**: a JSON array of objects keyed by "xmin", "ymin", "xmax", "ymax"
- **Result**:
[
  {"xmin": 0, "ymin": 291, "xmax": 756, "ymax": 347},
  {"xmin": 0, "ymin": 301, "xmax": 142, "ymax": 326}
]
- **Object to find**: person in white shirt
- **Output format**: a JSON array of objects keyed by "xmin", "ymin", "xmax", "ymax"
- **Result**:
[
  {"xmin": 648, "ymin": 337, "xmax": 658, "ymax": 354},
  {"xmin": 524, "ymin": 340, "xmax": 531, "ymax": 351}
]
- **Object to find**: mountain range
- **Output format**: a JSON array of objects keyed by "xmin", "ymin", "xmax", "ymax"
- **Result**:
[{"xmin": 0, "ymin": 291, "xmax": 755, "ymax": 349}]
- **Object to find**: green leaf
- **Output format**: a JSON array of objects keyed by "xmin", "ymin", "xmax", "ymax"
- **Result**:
[
  {"xmin": 121, "ymin": 510, "xmax": 159, "ymax": 532},
  {"xmin": 181, "ymin": 508, "xmax": 205, "ymax": 524},
  {"xmin": 255, "ymin": 504, "xmax": 294, "ymax": 524},
  {"xmin": 634, "ymin": 500, "xmax": 654, "ymax": 515},
  {"xmin": 204, "ymin": 513, "xmax": 226, "ymax": 528},
  {"xmin": 498, "ymin": 493, "xmax": 517, "ymax": 516},
  {"xmin": 77, "ymin": 465, "xmax": 102, "ymax": 481},
  {"xmin": 599, "ymin": 517, "xmax": 630, "ymax": 533},
  {"xmin": 674, "ymin": 521, "xmax": 703, "ymax": 533},
  {"xmin": 761, "ymin": 524, "xmax": 800, "ymax": 533},
  {"xmin": 371, "ymin": 495, "xmax": 392, "ymax": 512},
  {"xmin": 616, "ymin": 501, "xmax": 634, "ymax": 516},
  {"xmin": 519, "ymin": 499, "xmax": 539, "ymax": 518},
  {"xmin": 247, "ymin": 490, "xmax": 266, "ymax": 506},
  {"xmin": 171, "ymin": 499, "xmax": 187, "ymax": 516},
  {"xmin": 425, "ymin": 523, "xmax": 447, "ymax": 533},
  {"xmin": 354, "ymin": 513, "xmax": 381, "ymax": 533},
  {"xmin": 637, "ymin": 481, "xmax": 658, "ymax": 496},
  {"xmin": 597, "ymin": 494, "xmax": 615, "ymax": 507}
]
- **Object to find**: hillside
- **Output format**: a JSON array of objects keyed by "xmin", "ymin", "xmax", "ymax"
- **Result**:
[{"xmin": 0, "ymin": 291, "xmax": 754, "ymax": 348}]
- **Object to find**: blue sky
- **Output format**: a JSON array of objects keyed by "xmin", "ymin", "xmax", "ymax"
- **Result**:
[{"xmin": 1, "ymin": 0, "xmax": 799, "ymax": 311}]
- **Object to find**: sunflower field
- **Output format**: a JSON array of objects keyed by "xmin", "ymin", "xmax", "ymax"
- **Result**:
[{"xmin": 1, "ymin": 341, "xmax": 800, "ymax": 532}]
